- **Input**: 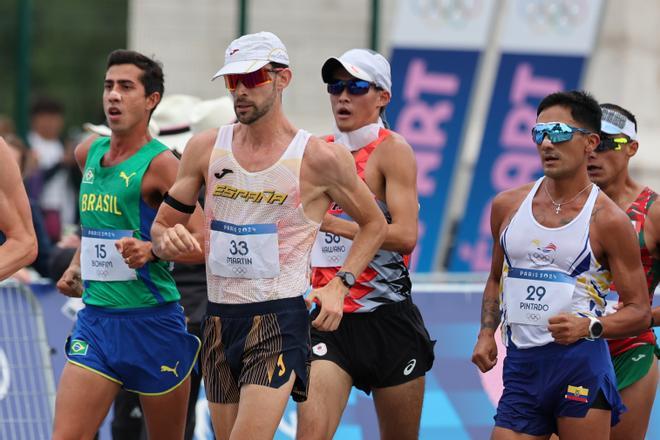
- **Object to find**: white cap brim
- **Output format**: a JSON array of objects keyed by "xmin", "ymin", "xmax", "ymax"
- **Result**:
[
  {"xmin": 83, "ymin": 123, "xmax": 111, "ymax": 137},
  {"xmin": 212, "ymin": 60, "xmax": 270, "ymax": 80},
  {"xmin": 158, "ymin": 131, "xmax": 194, "ymax": 155},
  {"xmin": 321, "ymin": 57, "xmax": 374, "ymax": 84}
]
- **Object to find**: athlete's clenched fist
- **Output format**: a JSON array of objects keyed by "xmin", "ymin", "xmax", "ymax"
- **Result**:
[{"xmin": 152, "ymin": 223, "xmax": 202, "ymax": 261}]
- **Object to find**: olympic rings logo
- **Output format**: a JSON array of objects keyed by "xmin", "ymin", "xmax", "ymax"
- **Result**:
[
  {"xmin": 528, "ymin": 249, "xmax": 556, "ymax": 266},
  {"xmin": 526, "ymin": 313, "xmax": 541, "ymax": 322},
  {"xmin": 232, "ymin": 267, "xmax": 247, "ymax": 275},
  {"xmin": 516, "ymin": 0, "xmax": 588, "ymax": 32},
  {"xmin": 410, "ymin": 0, "xmax": 483, "ymax": 26}
]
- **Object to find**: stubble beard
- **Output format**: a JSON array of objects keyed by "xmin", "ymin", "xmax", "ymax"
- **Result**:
[{"xmin": 235, "ymin": 90, "xmax": 277, "ymax": 125}]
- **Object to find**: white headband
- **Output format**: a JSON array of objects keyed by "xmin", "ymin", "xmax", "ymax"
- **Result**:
[{"xmin": 601, "ymin": 108, "xmax": 637, "ymax": 140}]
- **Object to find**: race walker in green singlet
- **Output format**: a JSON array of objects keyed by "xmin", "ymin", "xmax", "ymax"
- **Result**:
[
  {"xmin": 52, "ymin": 49, "xmax": 203, "ymax": 440},
  {"xmin": 79, "ymin": 137, "xmax": 179, "ymax": 308},
  {"xmin": 66, "ymin": 135, "xmax": 200, "ymax": 395}
]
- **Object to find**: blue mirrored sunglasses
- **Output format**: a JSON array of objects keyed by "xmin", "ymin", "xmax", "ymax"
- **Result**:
[
  {"xmin": 531, "ymin": 122, "xmax": 592, "ymax": 144},
  {"xmin": 327, "ymin": 79, "xmax": 372, "ymax": 96}
]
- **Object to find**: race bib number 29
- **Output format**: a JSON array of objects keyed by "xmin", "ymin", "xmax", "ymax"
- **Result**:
[{"xmin": 504, "ymin": 267, "xmax": 575, "ymax": 326}]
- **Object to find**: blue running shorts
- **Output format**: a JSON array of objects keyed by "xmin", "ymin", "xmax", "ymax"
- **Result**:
[
  {"xmin": 65, "ymin": 302, "xmax": 201, "ymax": 395},
  {"xmin": 495, "ymin": 338, "xmax": 625, "ymax": 436}
]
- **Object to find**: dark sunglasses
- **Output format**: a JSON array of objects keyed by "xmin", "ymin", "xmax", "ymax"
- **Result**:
[
  {"xmin": 595, "ymin": 136, "xmax": 629, "ymax": 152},
  {"xmin": 327, "ymin": 79, "xmax": 373, "ymax": 96},
  {"xmin": 224, "ymin": 68, "xmax": 283, "ymax": 91},
  {"xmin": 531, "ymin": 122, "xmax": 592, "ymax": 144}
]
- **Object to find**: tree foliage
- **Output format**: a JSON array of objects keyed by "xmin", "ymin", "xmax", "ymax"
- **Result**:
[{"xmin": 1, "ymin": 0, "xmax": 127, "ymax": 136}]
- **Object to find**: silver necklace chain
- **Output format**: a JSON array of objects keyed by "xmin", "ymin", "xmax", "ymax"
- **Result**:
[{"xmin": 543, "ymin": 182, "xmax": 593, "ymax": 214}]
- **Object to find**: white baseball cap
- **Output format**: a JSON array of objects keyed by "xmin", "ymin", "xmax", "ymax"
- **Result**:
[
  {"xmin": 212, "ymin": 32, "xmax": 289, "ymax": 80},
  {"xmin": 153, "ymin": 94, "xmax": 201, "ymax": 154},
  {"xmin": 600, "ymin": 107, "xmax": 637, "ymax": 140},
  {"xmin": 321, "ymin": 49, "xmax": 392, "ymax": 93}
]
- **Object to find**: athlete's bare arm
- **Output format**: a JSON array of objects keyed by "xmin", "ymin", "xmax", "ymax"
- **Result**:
[
  {"xmin": 643, "ymin": 200, "xmax": 660, "ymax": 325},
  {"xmin": 151, "ymin": 130, "xmax": 215, "ymax": 261},
  {"xmin": 550, "ymin": 194, "xmax": 651, "ymax": 342},
  {"xmin": 302, "ymin": 137, "xmax": 387, "ymax": 331},
  {"xmin": 0, "ymin": 137, "xmax": 38, "ymax": 280},
  {"xmin": 320, "ymin": 134, "xmax": 418, "ymax": 253},
  {"xmin": 472, "ymin": 187, "xmax": 528, "ymax": 373}
]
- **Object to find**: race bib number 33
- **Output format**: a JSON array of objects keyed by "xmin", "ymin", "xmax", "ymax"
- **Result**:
[
  {"xmin": 504, "ymin": 267, "xmax": 575, "ymax": 326},
  {"xmin": 80, "ymin": 227, "xmax": 137, "ymax": 282},
  {"xmin": 208, "ymin": 220, "xmax": 280, "ymax": 278}
]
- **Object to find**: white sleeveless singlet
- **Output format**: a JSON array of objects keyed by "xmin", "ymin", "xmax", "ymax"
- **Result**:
[
  {"xmin": 204, "ymin": 124, "xmax": 320, "ymax": 304},
  {"xmin": 500, "ymin": 177, "xmax": 612, "ymax": 348}
]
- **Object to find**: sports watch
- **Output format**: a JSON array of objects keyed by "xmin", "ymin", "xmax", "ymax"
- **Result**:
[
  {"xmin": 335, "ymin": 271, "xmax": 356, "ymax": 289},
  {"xmin": 587, "ymin": 316, "xmax": 604, "ymax": 340}
]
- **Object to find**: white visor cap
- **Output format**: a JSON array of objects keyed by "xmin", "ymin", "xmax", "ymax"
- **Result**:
[{"xmin": 601, "ymin": 107, "xmax": 637, "ymax": 140}]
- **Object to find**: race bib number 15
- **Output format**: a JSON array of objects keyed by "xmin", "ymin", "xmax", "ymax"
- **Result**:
[{"xmin": 80, "ymin": 227, "xmax": 137, "ymax": 282}]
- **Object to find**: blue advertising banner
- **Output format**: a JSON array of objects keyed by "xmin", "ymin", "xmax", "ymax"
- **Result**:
[
  {"xmin": 449, "ymin": 54, "xmax": 584, "ymax": 271},
  {"xmin": 388, "ymin": 48, "xmax": 480, "ymax": 272},
  {"xmin": 447, "ymin": 0, "xmax": 605, "ymax": 271},
  {"xmin": 386, "ymin": 0, "xmax": 498, "ymax": 272}
]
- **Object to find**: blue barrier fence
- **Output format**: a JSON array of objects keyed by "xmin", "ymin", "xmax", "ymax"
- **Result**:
[
  {"xmin": 11, "ymin": 282, "xmax": 660, "ymax": 439},
  {"xmin": 0, "ymin": 281, "xmax": 56, "ymax": 440}
]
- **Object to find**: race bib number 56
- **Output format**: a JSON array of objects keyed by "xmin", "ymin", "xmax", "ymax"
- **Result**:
[{"xmin": 310, "ymin": 213, "xmax": 353, "ymax": 267}]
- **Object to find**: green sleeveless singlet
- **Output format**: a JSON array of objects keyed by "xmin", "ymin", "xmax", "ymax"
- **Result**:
[{"xmin": 79, "ymin": 137, "xmax": 180, "ymax": 308}]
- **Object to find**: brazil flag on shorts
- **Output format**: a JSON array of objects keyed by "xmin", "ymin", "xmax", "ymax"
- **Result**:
[{"xmin": 79, "ymin": 137, "xmax": 180, "ymax": 308}]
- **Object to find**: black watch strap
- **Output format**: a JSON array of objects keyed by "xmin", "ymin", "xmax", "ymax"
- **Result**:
[{"xmin": 336, "ymin": 271, "xmax": 356, "ymax": 289}]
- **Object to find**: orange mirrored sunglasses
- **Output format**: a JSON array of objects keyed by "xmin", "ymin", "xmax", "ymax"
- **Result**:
[{"xmin": 224, "ymin": 67, "xmax": 283, "ymax": 91}]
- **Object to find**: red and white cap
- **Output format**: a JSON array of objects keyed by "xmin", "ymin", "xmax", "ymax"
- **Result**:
[
  {"xmin": 212, "ymin": 31, "xmax": 289, "ymax": 79},
  {"xmin": 321, "ymin": 48, "xmax": 391, "ymax": 93}
]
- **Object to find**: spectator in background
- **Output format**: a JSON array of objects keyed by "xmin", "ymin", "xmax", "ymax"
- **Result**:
[
  {"xmin": 0, "ymin": 114, "xmax": 15, "ymax": 137},
  {"xmin": 2, "ymin": 134, "xmax": 52, "ymax": 279},
  {"xmin": 28, "ymin": 96, "xmax": 78, "ymax": 241}
]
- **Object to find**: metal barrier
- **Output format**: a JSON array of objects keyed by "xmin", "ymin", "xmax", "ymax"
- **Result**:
[{"xmin": 0, "ymin": 280, "xmax": 56, "ymax": 440}]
